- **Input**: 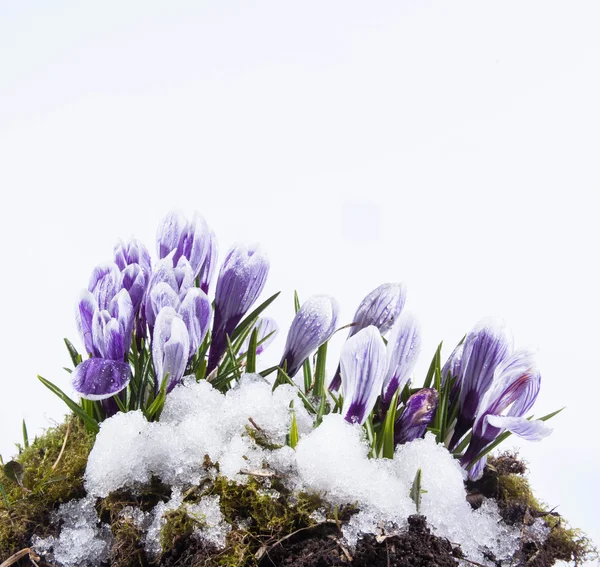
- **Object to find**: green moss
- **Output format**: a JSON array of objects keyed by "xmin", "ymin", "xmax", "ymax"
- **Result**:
[
  {"xmin": 160, "ymin": 507, "xmax": 205, "ymax": 554},
  {"xmin": 0, "ymin": 415, "xmax": 95, "ymax": 558}
]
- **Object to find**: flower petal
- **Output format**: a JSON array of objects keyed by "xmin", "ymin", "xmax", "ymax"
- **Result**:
[
  {"xmin": 485, "ymin": 415, "xmax": 552, "ymax": 441},
  {"xmin": 156, "ymin": 210, "xmax": 186, "ymax": 260},
  {"xmin": 72, "ymin": 358, "xmax": 131, "ymax": 401},
  {"xmin": 340, "ymin": 326, "xmax": 388, "ymax": 425},
  {"xmin": 351, "ymin": 282, "xmax": 407, "ymax": 337},
  {"xmin": 75, "ymin": 290, "xmax": 97, "ymax": 356},
  {"xmin": 179, "ymin": 288, "xmax": 212, "ymax": 358}
]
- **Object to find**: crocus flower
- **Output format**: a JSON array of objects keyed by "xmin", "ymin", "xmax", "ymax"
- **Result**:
[
  {"xmin": 381, "ymin": 311, "xmax": 421, "ymax": 411},
  {"xmin": 460, "ymin": 349, "xmax": 551, "ymax": 479},
  {"xmin": 72, "ymin": 358, "xmax": 132, "ymax": 401},
  {"xmin": 156, "ymin": 211, "xmax": 211, "ymax": 279},
  {"xmin": 340, "ymin": 326, "xmax": 388, "ymax": 424},
  {"xmin": 449, "ymin": 318, "xmax": 512, "ymax": 450},
  {"xmin": 144, "ymin": 255, "xmax": 195, "ymax": 327},
  {"xmin": 76, "ymin": 290, "xmax": 98, "ymax": 356},
  {"xmin": 91, "ymin": 289, "xmax": 134, "ymax": 360},
  {"xmin": 279, "ymin": 295, "xmax": 339, "ymax": 378},
  {"xmin": 240, "ymin": 317, "xmax": 279, "ymax": 357},
  {"xmin": 329, "ymin": 282, "xmax": 406, "ymax": 391},
  {"xmin": 395, "ymin": 388, "xmax": 439, "ymax": 445},
  {"xmin": 114, "ymin": 238, "xmax": 152, "ymax": 278},
  {"xmin": 121, "ymin": 263, "xmax": 148, "ymax": 314},
  {"xmin": 178, "ymin": 288, "xmax": 212, "ymax": 358},
  {"xmin": 207, "ymin": 243, "xmax": 269, "ymax": 373},
  {"xmin": 198, "ymin": 227, "xmax": 218, "ymax": 294},
  {"xmin": 152, "ymin": 306, "xmax": 190, "ymax": 393},
  {"xmin": 88, "ymin": 263, "xmax": 122, "ymax": 310}
]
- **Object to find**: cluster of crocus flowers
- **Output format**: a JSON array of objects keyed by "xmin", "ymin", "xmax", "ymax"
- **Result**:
[{"xmin": 56, "ymin": 209, "xmax": 554, "ymax": 481}]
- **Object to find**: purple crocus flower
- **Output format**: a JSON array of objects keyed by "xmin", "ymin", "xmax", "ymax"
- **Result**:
[
  {"xmin": 460, "ymin": 349, "xmax": 551, "ymax": 479},
  {"xmin": 76, "ymin": 290, "xmax": 98, "ymax": 356},
  {"xmin": 88, "ymin": 263, "xmax": 122, "ymax": 310},
  {"xmin": 441, "ymin": 342, "xmax": 464, "ymax": 387},
  {"xmin": 198, "ymin": 227, "xmax": 218, "ymax": 294},
  {"xmin": 114, "ymin": 237, "xmax": 152, "ymax": 278},
  {"xmin": 340, "ymin": 326, "xmax": 388, "ymax": 425},
  {"xmin": 449, "ymin": 318, "xmax": 512, "ymax": 450},
  {"xmin": 179, "ymin": 288, "xmax": 212, "ymax": 358},
  {"xmin": 156, "ymin": 211, "xmax": 211, "ymax": 279},
  {"xmin": 381, "ymin": 311, "xmax": 421, "ymax": 411},
  {"xmin": 279, "ymin": 295, "xmax": 339, "ymax": 378},
  {"xmin": 72, "ymin": 358, "xmax": 132, "ymax": 401},
  {"xmin": 121, "ymin": 263, "xmax": 148, "ymax": 314},
  {"xmin": 329, "ymin": 282, "xmax": 406, "ymax": 391},
  {"xmin": 395, "ymin": 388, "xmax": 439, "ymax": 445},
  {"xmin": 152, "ymin": 306, "xmax": 190, "ymax": 392},
  {"xmin": 91, "ymin": 289, "xmax": 135, "ymax": 360},
  {"xmin": 240, "ymin": 317, "xmax": 279, "ymax": 357},
  {"xmin": 144, "ymin": 255, "xmax": 195, "ymax": 328},
  {"xmin": 207, "ymin": 243, "xmax": 269, "ymax": 373}
]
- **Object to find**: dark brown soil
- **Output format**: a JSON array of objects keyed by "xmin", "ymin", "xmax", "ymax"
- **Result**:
[{"xmin": 259, "ymin": 515, "xmax": 461, "ymax": 567}]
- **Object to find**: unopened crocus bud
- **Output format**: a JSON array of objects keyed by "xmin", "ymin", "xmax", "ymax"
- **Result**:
[
  {"xmin": 91, "ymin": 289, "xmax": 134, "ymax": 361},
  {"xmin": 198, "ymin": 227, "xmax": 218, "ymax": 294},
  {"xmin": 207, "ymin": 243, "xmax": 269, "ymax": 372},
  {"xmin": 329, "ymin": 282, "xmax": 407, "ymax": 391},
  {"xmin": 449, "ymin": 318, "xmax": 513, "ymax": 450},
  {"xmin": 72, "ymin": 358, "xmax": 131, "ymax": 401},
  {"xmin": 76, "ymin": 290, "xmax": 98, "ymax": 356},
  {"xmin": 279, "ymin": 295, "xmax": 339, "ymax": 378},
  {"xmin": 381, "ymin": 312, "xmax": 421, "ymax": 411},
  {"xmin": 179, "ymin": 288, "xmax": 212, "ymax": 358},
  {"xmin": 152, "ymin": 307, "xmax": 190, "ymax": 393},
  {"xmin": 114, "ymin": 238, "xmax": 152, "ymax": 278},
  {"xmin": 121, "ymin": 263, "xmax": 148, "ymax": 314},
  {"xmin": 156, "ymin": 210, "xmax": 211, "ymax": 279},
  {"xmin": 340, "ymin": 326, "xmax": 388, "ymax": 425},
  {"xmin": 241, "ymin": 317, "xmax": 278, "ymax": 357},
  {"xmin": 460, "ymin": 349, "xmax": 551, "ymax": 480},
  {"xmin": 88, "ymin": 263, "xmax": 122, "ymax": 310},
  {"xmin": 395, "ymin": 388, "xmax": 439, "ymax": 445}
]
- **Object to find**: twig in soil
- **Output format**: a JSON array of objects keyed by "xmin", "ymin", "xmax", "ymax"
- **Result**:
[
  {"xmin": 51, "ymin": 421, "xmax": 71, "ymax": 472},
  {"xmin": 248, "ymin": 417, "xmax": 263, "ymax": 431},
  {"xmin": 0, "ymin": 548, "xmax": 41, "ymax": 567},
  {"xmin": 327, "ymin": 535, "xmax": 354, "ymax": 562},
  {"xmin": 239, "ymin": 469, "xmax": 282, "ymax": 478},
  {"xmin": 255, "ymin": 525, "xmax": 321, "ymax": 560}
]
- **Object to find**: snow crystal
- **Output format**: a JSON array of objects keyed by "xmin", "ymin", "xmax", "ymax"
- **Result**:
[
  {"xmin": 32, "ymin": 497, "xmax": 112, "ymax": 567},
  {"xmin": 144, "ymin": 488, "xmax": 184, "ymax": 558},
  {"xmin": 188, "ymin": 495, "xmax": 231, "ymax": 548}
]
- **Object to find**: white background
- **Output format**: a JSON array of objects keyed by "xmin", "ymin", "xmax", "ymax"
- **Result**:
[{"xmin": 1, "ymin": 2, "xmax": 598, "ymax": 564}]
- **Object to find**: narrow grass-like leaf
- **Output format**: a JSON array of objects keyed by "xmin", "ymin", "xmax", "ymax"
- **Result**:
[
  {"xmin": 364, "ymin": 415, "xmax": 377, "ymax": 458},
  {"xmin": 64, "ymin": 338, "xmax": 82, "ymax": 368},
  {"xmin": 22, "ymin": 420, "xmax": 29, "ymax": 449},
  {"xmin": 112, "ymin": 393, "xmax": 128, "ymax": 413},
  {"xmin": 288, "ymin": 402, "xmax": 299, "ymax": 449},
  {"xmin": 273, "ymin": 366, "xmax": 318, "ymax": 415},
  {"xmin": 246, "ymin": 328, "xmax": 259, "ymax": 373},
  {"xmin": 230, "ymin": 291, "xmax": 280, "ymax": 342},
  {"xmin": 0, "ymin": 480, "xmax": 9, "ymax": 506},
  {"xmin": 410, "ymin": 468, "xmax": 423, "ymax": 513},
  {"xmin": 313, "ymin": 342, "xmax": 328, "ymax": 398},
  {"xmin": 37, "ymin": 375, "xmax": 99, "ymax": 433},
  {"xmin": 145, "ymin": 374, "xmax": 170, "ymax": 421},
  {"xmin": 381, "ymin": 389, "xmax": 401, "ymax": 459},
  {"xmin": 423, "ymin": 342, "xmax": 443, "ymax": 389}
]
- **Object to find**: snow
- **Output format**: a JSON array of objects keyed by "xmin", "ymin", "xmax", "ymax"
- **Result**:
[{"xmin": 39, "ymin": 374, "xmax": 523, "ymax": 564}]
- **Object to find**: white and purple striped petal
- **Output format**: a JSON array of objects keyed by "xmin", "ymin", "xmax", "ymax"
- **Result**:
[
  {"xmin": 152, "ymin": 307, "xmax": 190, "ymax": 392},
  {"xmin": 279, "ymin": 295, "xmax": 339, "ymax": 378},
  {"xmin": 114, "ymin": 237, "xmax": 152, "ymax": 278},
  {"xmin": 121, "ymin": 263, "xmax": 148, "ymax": 314},
  {"xmin": 340, "ymin": 326, "xmax": 388, "ymax": 425},
  {"xmin": 198, "ymin": 227, "xmax": 218, "ymax": 294},
  {"xmin": 351, "ymin": 283, "xmax": 407, "ymax": 337},
  {"xmin": 146, "ymin": 282, "xmax": 181, "ymax": 328},
  {"xmin": 208, "ymin": 243, "xmax": 269, "ymax": 372},
  {"xmin": 76, "ymin": 290, "xmax": 97, "ymax": 356},
  {"xmin": 157, "ymin": 210, "xmax": 187, "ymax": 260},
  {"xmin": 179, "ymin": 288, "xmax": 212, "ymax": 358},
  {"xmin": 381, "ymin": 312, "xmax": 421, "ymax": 409},
  {"xmin": 88, "ymin": 263, "xmax": 122, "ymax": 310},
  {"xmin": 72, "ymin": 358, "xmax": 131, "ymax": 401}
]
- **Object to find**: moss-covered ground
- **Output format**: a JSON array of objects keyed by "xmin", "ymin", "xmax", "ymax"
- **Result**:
[{"xmin": 0, "ymin": 419, "xmax": 597, "ymax": 567}]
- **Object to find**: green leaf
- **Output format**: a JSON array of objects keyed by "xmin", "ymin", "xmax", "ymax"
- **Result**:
[
  {"xmin": 4, "ymin": 461, "xmax": 24, "ymax": 486},
  {"xmin": 64, "ymin": 338, "xmax": 82, "ymax": 368},
  {"xmin": 230, "ymin": 292, "xmax": 280, "ymax": 342},
  {"xmin": 246, "ymin": 328, "xmax": 259, "ymax": 374},
  {"xmin": 312, "ymin": 342, "xmax": 328, "ymax": 398},
  {"xmin": 380, "ymin": 389, "xmax": 400, "ymax": 459},
  {"xmin": 145, "ymin": 374, "xmax": 170, "ymax": 421},
  {"xmin": 112, "ymin": 393, "xmax": 128, "ymax": 413},
  {"xmin": 293, "ymin": 290, "xmax": 301, "ymax": 313},
  {"xmin": 423, "ymin": 342, "xmax": 443, "ymax": 388},
  {"xmin": 410, "ymin": 468, "xmax": 423, "ymax": 514},
  {"xmin": 37, "ymin": 375, "xmax": 99, "ymax": 434},
  {"xmin": 288, "ymin": 402, "xmax": 299, "ymax": 449},
  {"xmin": 273, "ymin": 367, "xmax": 318, "ymax": 415},
  {"xmin": 22, "ymin": 419, "xmax": 29, "ymax": 449}
]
